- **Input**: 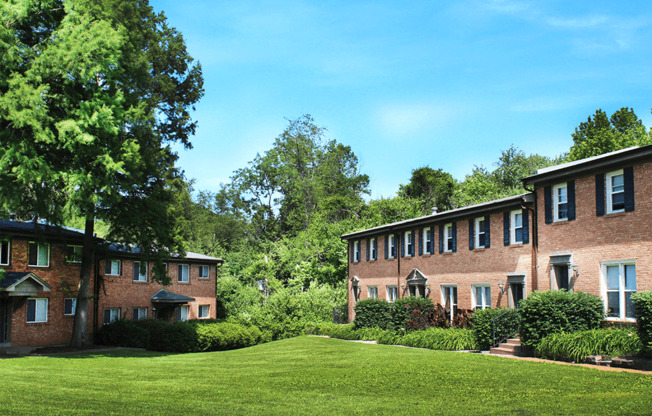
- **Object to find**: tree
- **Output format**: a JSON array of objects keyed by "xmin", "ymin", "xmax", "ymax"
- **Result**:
[
  {"xmin": 568, "ymin": 107, "xmax": 651, "ymax": 161},
  {"xmin": 0, "ymin": 0, "xmax": 203, "ymax": 346},
  {"xmin": 398, "ymin": 167, "xmax": 456, "ymax": 214}
]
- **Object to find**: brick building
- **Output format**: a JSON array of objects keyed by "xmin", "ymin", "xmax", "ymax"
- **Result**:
[
  {"xmin": 0, "ymin": 220, "xmax": 222, "ymax": 349},
  {"xmin": 343, "ymin": 145, "xmax": 652, "ymax": 323}
]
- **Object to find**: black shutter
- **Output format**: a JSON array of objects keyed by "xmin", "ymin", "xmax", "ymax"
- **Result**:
[
  {"xmin": 410, "ymin": 231, "xmax": 415, "ymax": 256},
  {"xmin": 485, "ymin": 216, "xmax": 491, "ymax": 248},
  {"xmin": 178, "ymin": 265, "xmax": 183, "ymax": 282},
  {"xmin": 384, "ymin": 235, "xmax": 389, "ymax": 259},
  {"xmin": 451, "ymin": 222, "xmax": 457, "ymax": 252},
  {"xmin": 522, "ymin": 209, "xmax": 529, "ymax": 244},
  {"xmin": 104, "ymin": 260, "xmax": 111, "ymax": 275},
  {"xmin": 134, "ymin": 261, "xmax": 138, "ymax": 280},
  {"xmin": 544, "ymin": 186, "xmax": 552, "ymax": 224},
  {"xmin": 104, "ymin": 309, "xmax": 110, "ymax": 325},
  {"xmin": 468, "ymin": 219, "xmax": 474, "ymax": 250},
  {"xmin": 567, "ymin": 180, "xmax": 576, "ymax": 220},
  {"xmin": 64, "ymin": 299, "xmax": 72, "ymax": 315},
  {"xmin": 27, "ymin": 299, "xmax": 36, "ymax": 322},
  {"xmin": 374, "ymin": 238, "xmax": 378, "ymax": 259},
  {"xmin": 418, "ymin": 229, "xmax": 423, "ymax": 256},
  {"xmin": 401, "ymin": 233, "xmax": 405, "ymax": 258},
  {"xmin": 28, "ymin": 242, "xmax": 37, "ymax": 266},
  {"xmin": 366, "ymin": 239, "xmax": 370, "ymax": 261},
  {"xmin": 177, "ymin": 307, "xmax": 181, "ymax": 321},
  {"xmin": 624, "ymin": 166, "xmax": 635, "ymax": 212},
  {"xmin": 438, "ymin": 224, "xmax": 443, "ymax": 254},
  {"xmin": 133, "ymin": 309, "xmax": 138, "ymax": 320},
  {"xmin": 503, "ymin": 212, "xmax": 510, "ymax": 246},
  {"xmin": 596, "ymin": 173, "xmax": 605, "ymax": 216},
  {"xmin": 429, "ymin": 227, "xmax": 434, "ymax": 254},
  {"xmin": 350, "ymin": 241, "xmax": 354, "ymax": 262}
]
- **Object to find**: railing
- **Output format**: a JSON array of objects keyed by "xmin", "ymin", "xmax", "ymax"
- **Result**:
[{"xmin": 492, "ymin": 309, "xmax": 520, "ymax": 348}]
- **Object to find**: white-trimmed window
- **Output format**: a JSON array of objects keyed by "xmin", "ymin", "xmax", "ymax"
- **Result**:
[
  {"xmin": 66, "ymin": 245, "xmax": 83, "ymax": 263},
  {"xmin": 132, "ymin": 307, "xmax": 147, "ymax": 320},
  {"xmin": 368, "ymin": 286, "xmax": 378, "ymax": 299},
  {"xmin": 553, "ymin": 183, "xmax": 568, "ymax": 221},
  {"xmin": 104, "ymin": 308, "xmax": 120, "ymax": 325},
  {"xmin": 423, "ymin": 227, "xmax": 433, "ymax": 254},
  {"xmin": 510, "ymin": 210, "xmax": 523, "ymax": 244},
  {"xmin": 369, "ymin": 238, "xmax": 377, "ymax": 260},
  {"xmin": 387, "ymin": 285, "xmax": 398, "ymax": 302},
  {"xmin": 472, "ymin": 285, "xmax": 491, "ymax": 310},
  {"xmin": 606, "ymin": 170, "xmax": 625, "ymax": 214},
  {"xmin": 198, "ymin": 304, "xmax": 210, "ymax": 319},
  {"xmin": 441, "ymin": 285, "xmax": 457, "ymax": 321},
  {"xmin": 444, "ymin": 224, "xmax": 453, "ymax": 252},
  {"xmin": 27, "ymin": 298, "xmax": 48, "ymax": 323},
  {"xmin": 404, "ymin": 231, "xmax": 414, "ymax": 257},
  {"xmin": 178, "ymin": 305, "xmax": 189, "ymax": 322},
  {"xmin": 0, "ymin": 240, "xmax": 9, "ymax": 265},
  {"xmin": 64, "ymin": 298, "xmax": 77, "ymax": 316},
  {"xmin": 474, "ymin": 217, "xmax": 486, "ymax": 249},
  {"xmin": 178, "ymin": 264, "xmax": 189, "ymax": 282},
  {"xmin": 353, "ymin": 240, "xmax": 361, "ymax": 262},
  {"xmin": 105, "ymin": 260, "xmax": 121, "ymax": 276},
  {"xmin": 603, "ymin": 261, "xmax": 636, "ymax": 320},
  {"xmin": 134, "ymin": 261, "xmax": 148, "ymax": 282},
  {"xmin": 388, "ymin": 234, "xmax": 396, "ymax": 259},
  {"xmin": 28, "ymin": 242, "xmax": 49, "ymax": 267},
  {"xmin": 198, "ymin": 265, "xmax": 210, "ymax": 279}
]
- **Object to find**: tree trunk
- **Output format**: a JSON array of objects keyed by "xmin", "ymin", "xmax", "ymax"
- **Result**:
[{"xmin": 70, "ymin": 215, "xmax": 95, "ymax": 347}]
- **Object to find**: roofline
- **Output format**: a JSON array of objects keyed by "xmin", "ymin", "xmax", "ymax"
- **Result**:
[
  {"xmin": 341, "ymin": 193, "xmax": 529, "ymax": 240},
  {"xmin": 522, "ymin": 145, "xmax": 652, "ymax": 187}
]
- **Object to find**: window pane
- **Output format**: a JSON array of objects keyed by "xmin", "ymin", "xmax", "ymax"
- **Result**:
[
  {"xmin": 625, "ymin": 265, "xmax": 636, "ymax": 291},
  {"xmin": 611, "ymin": 174, "xmax": 624, "ymax": 191},
  {"xmin": 612, "ymin": 192, "xmax": 625, "ymax": 210},
  {"xmin": 35, "ymin": 299, "xmax": 47, "ymax": 322},
  {"xmin": 475, "ymin": 287, "xmax": 482, "ymax": 306},
  {"xmin": 607, "ymin": 292, "xmax": 620, "ymax": 317},
  {"xmin": 38, "ymin": 244, "xmax": 48, "ymax": 265},
  {"xmin": 557, "ymin": 187, "xmax": 567, "ymax": 203},
  {"xmin": 514, "ymin": 213, "xmax": 522, "ymax": 228},
  {"xmin": 0, "ymin": 241, "xmax": 8, "ymax": 264},
  {"xmin": 625, "ymin": 292, "xmax": 636, "ymax": 319},
  {"xmin": 515, "ymin": 228, "xmax": 523, "ymax": 242},
  {"xmin": 484, "ymin": 287, "xmax": 491, "ymax": 307},
  {"xmin": 607, "ymin": 266, "xmax": 620, "ymax": 290},
  {"xmin": 558, "ymin": 203, "xmax": 568, "ymax": 219}
]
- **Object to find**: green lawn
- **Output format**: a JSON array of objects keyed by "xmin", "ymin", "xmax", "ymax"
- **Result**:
[{"xmin": 0, "ymin": 336, "xmax": 650, "ymax": 415}]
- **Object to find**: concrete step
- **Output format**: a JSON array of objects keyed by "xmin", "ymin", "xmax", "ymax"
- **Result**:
[
  {"xmin": 505, "ymin": 338, "xmax": 521, "ymax": 346},
  {"xmin": 489, "ymin": 338, "xmax": 522, "ymax": 356}
]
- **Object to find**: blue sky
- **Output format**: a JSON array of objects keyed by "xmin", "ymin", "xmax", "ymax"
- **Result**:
[{"xmin": 149, "ymin": 0, "xmax": 652, "ymax": 199}]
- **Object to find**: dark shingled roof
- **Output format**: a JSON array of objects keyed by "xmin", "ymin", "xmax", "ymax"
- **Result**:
[
  {"xmin": 151, "ymin": 289, "xmax": 195, "ymax": 303},
  {"xmin": 0, "ymin": 220, "xmax": 85, "ymax": 240}
]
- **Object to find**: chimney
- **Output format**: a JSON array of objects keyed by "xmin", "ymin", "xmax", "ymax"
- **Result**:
[{"xmin": 431, "ymin": 207, "xmax": 438, "ymax": 215}]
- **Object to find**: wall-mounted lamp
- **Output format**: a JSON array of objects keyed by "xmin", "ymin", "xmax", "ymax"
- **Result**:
[
  {"xmin": 571, "ymin": 263, "xmax": 580, "ymax": 278},
  {"xmin": 425, "ymin": 282, "xmax": 431, "ymax": 297},
  {"xmin": 498, "ymin": 280, "xmax": 505, "ymax": 294}
]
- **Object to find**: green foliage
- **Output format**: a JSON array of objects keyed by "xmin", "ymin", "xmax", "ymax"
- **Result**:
[
  {"xmin": 471, "ymin": 308, "xmax": 520, "ymax": 351},
  {"xmin": 568, "ymin": 107, "xmax": 651, "ymax": 161},
  {"xmin": 97, "ymin": 319, "xmax": 266, "ymax": 353},
  {"xmin": 631, "ymin": 291, "xmax": 652, "ymax": 354},
  {"xmin": 519, "ymin": 290, "xmax": 604, "ymax": 349},
  {"xmin": 353, "ymin": 299, "xmax": 394, "ymax": 329},
  {"xmin": 395, "ymin": 327, "xmax": 477, "ymax": 350},
  {"xmin": 536, "ymin": 329, "xmax": 641, "ymax": 362},
  {"xmin": 398, "ymin": 166, "xmax": 456, "ymax": 213},
  {"xmin": 392, "ymin": 297, "xmax": 435, "ymax": 330}
]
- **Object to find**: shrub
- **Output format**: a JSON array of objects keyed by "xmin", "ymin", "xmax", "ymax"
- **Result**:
[
  {"xmin": 519, "ymin": 290, "xmax": 603, "ymax": 349},
  {"xmin": 392, "ymin": 297, "xmax": 435, "ymax": 330},
  {"xmin": 536, "ymin": 328, "xmax": 642, "ymax": 362},
  {"xmin": 631, "ymin": 291, "xmax": 652, "ymax": 354},
  {"xmin": 471, "ymin": 308, "xmax": 520, "ymax": 351},
  {"xmin": 96, "ymin": 319, "xmax": 149, "ymax": 348},
  {"xmin": 354, "ymin": 299, "xmax": 393, "ymax": 329},
  {"xmin": 398, "ymin": 327, "xmax": 477, "ymax": 350}
]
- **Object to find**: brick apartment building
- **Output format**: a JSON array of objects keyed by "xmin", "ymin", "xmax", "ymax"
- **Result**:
[
  {"xmin": 343, "ymin": 145, "xmax": 652, "ymax": 323},
  {"xmin": 0, "ymin": 220, "xmax": 222, "ymax": 348}
]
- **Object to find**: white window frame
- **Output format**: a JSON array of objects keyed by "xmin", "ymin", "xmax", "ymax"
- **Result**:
[
  {"xmin": 388, "ymin": 234, "xmax": 396, "ymax": 259},
  {"xmin": 606, "ymin": 170, "xmax": 625, "ymax": 214},
  {"xmin": 552, "ymin": 183, "xmax": 568, "ymax": 222},
  {"xmin": 474, "ymin": 217, "xmax": 486, "ymax": 249},
  {"xmin": 27, "ymin": 298, "xmax": 48, "ymax": 323},
  {"xmin": 601, "ymin": 260, "xmax": 636, "ymax": 321},
  {"xmin": 405, "ymin": 231, "xmax": 414, "ymax": 257},
  {"xmin": 64, "ymin": 298, "xmax": 77, "ymax": 316},
  {"xmin": 386, "ymin": 285, "xmax": 398, "ymax": 303},
  {"xmin": 198, "ymin": 265, "xmax": 210, "ymax": 279},
  {"xmin": 510, "ymin": 210, "xmax": 523, "ymax": 245},
  {"xmin": 179, "ymin": 305, "xmax": 189, "ymax": 322},
  {"xmin": 66, "ymin": 245, "xmax": 83, "ymax": 263},
  {"xmin": 444, "ymin": 223, "xmax": 453, "ymax": 253},
  {"xmin": 178, "ymin": 264, "xmax": 190, "ymax": 283},
  {"xmin": 369, "ymin": 237, "xmax": 377, "ymax": 260},
  {"xmin": 28, "ymin": 242, "xmax": 50, "ymax": 267},
  {"xmin": 368, "ymin": 286, "xmax": 378, "ymax": 299},
  {"xmin": 441, "ymin": 285, "xmax": 457, "ymax": 321},
  {"xmin": 133, "ymin": 307, "xmax": 148, "ymax": 320},
  {"xmin": 0, "ymin": 239, "xmax": 9, "ymax": 266},
  {"xmin": 134, "ymin": 261, "xmax": 148, "ymax": 282},
  {"xmin": 472, "ymin": 284, "xmax": 491, "ymax": 310},
  {"xmin": 106, "ymin": 260, "xmax": 121, "ymax": 276},
  {"xmin": 104, "ymin": 308, "xmax": 120, "ymax": 325},
  {"xmin": 353, "ymin": 240, "xmax": 360, "ymax": 262},
  {"xmin": 423, "ymin": 227, "xmax": 432, "ymax": 254},
  {"xmin": 198, "ymin": 304, "xmax": 210, "ymax": 319}
]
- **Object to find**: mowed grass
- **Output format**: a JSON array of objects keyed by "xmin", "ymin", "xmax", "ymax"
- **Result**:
[{"xmin": 0, "ymin": 336, "xmax": 650, "ymax": 415}]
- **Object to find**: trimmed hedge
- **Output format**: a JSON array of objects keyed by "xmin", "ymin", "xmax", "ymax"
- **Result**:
[
  {"xmin": 536, "ymin": 328, "xmax": 641, "ymax": 362},
  {"xmin": 471, "ymin": 308, "xmax": 519, "ymax": 351},
  {"xmin": 519, "ymin": 290, "xmax": 603, "ymax": 349},
  {"xmin": 97, "ymin": 319, "xmax": 268, "ymax": 353},
  {"xmin": 393, "ymin": 327, "xmax": 477, "ymax": 350},
  {"xmin": 392, "ymin": 297, "xmax": 435, "ymax": 330},
  {"xmin": 353, "ymin": 299, "xmax": 393, "ymax": 329},
  {"xmin": 631, "ymin": 291, "xmax": 652, "ymax": 355}
]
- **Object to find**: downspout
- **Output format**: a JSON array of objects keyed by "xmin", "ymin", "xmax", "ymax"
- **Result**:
[
  {"xmin": 93, "ymin": 252, "xmax": 100, "ymax": 340},
  {"xmin": 396, "ymin": 230, "xmax": 401, "ymax": 299},
  {"xmin": 522, "ymin": 185, "xmax": 538, "ymax": 292}
]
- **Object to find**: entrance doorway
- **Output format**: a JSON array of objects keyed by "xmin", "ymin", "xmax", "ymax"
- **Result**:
[
  {"xmin": 510, "ymin": 283, "xmax": 524, "ymax": 308},
  {"xmin": 0, "ymin": 298, "xmax": 9, "ymax": 343}
]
